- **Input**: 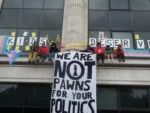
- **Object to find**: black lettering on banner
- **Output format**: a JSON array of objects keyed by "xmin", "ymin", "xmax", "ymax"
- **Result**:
[
  {"xmin": 85, "ymin": 61, "xmax": 95, "ymax": 79},
  {"xmin": 62, "ymin": 100, "xmax": 68, "ymax": 113},
  {"xmin": 60, "ymin": 79, "xmax": 66, "ymax": 90},
  {"xmin": 67, "ymin": 61, "xmax": 84, "ymax": 80},
  {"xmin": 53, "ymin": 78, "xmax": 60, "ymax": 89},
  {"xmin": 55, "ymin": 99, "xmax": 62, "ymax": 113},
  {"xmin": 87, "ymin": 54, "xmax": 93, "ymax": 61},
  {"xmin": 56, "ymin": 53, "xmax": 64, "ymax": 59},
  {"xmin": 54, "ymin": 60, "xmax": 66, "ymax": 78},
  {"xmin": 66, "ymin": 80, "xmax": 75, "ymax": 90},
  {"xmin": 81, "ymin": 101, "xmax": 88, "ymax": 113},
  {"xmin": 64, "ymin": 53, "xmax": 71, "ymax": 60},
  {"xmin": 51, "ymin": 52, "xmax": 96, "ymax": 113},
  {"xmin": 73, "ymin": 53, "xmax": 79, "ymax": 60},
  {"xmin": 50, "ymin": 98, "xmax": 55, "ymax": 113},
  {"xmin": 51, "ymin": 99, "xmax": 95, "ymax": 113},
  {"xmin": 88, "ymin": 100, "xmax": 95, "ymax": 113},
  {"xmin": 80, "ymin": 53, "xmax": 86, "ymax": 61},
  {"xmin": 72, "ymin": 101, "xmax": 77, "ymax": 113},
  {"xmin": 84, "ymin": 80, "xmax": 91, "ymax": 91}
]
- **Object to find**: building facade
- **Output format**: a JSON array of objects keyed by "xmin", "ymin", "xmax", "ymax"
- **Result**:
[{"xmin": 0, "ymin": 0, "xmax": 150, "ymax": 113}]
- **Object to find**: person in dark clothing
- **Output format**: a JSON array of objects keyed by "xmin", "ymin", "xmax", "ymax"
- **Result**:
[
  {"xmin": 48, "ymin": 42, "xmax": 60, "ymax": 62},
  {"xmin": 105, "ymin": 45, "xmax": 114, "ymax": 63},
  {"xmin": 114, "ymin": 44, "xmax": 125, "ymax": 62}
]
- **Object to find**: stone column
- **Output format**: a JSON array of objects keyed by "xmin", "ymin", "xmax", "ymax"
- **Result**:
[
  {"xmin": 61, "ymin": 0, "xmax": 88, "ymax": 51},
  {"xmin": 0, "ymin": 0, "xmax": 3, "ymax": 10}
]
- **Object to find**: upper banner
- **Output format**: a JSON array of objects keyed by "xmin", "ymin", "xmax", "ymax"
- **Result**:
[{"xmin": 50, "ymin": 51, "xmax": 97, "ymax": 113}]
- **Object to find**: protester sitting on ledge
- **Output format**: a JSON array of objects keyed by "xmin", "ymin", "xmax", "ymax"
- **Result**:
[
  {"xmin": 105, "ymin": 45, "xmax": 114, "ymax": 63},
  {"xmin": 114, "ymin": 44, "xmax": 125, "ymax": 62},
  {"xmin": 28, "ymin": 44, "xmax": 39, "ymax": 64},
  {"xmin": 48, "ymin": 41, "xmax": 60, "ymax": 62},
  {"xmin": 95, "ymin": 42, "xmax": 105, "ymax": 65},
  {"xmin": 38, "ymin": 43, "xmax": 48, "ymax": 63}
]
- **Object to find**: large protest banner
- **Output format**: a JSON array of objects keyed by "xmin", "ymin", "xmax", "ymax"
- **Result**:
[{"xmin": 50, "ymin": 51, "xmax": 97, "ymax": 113}]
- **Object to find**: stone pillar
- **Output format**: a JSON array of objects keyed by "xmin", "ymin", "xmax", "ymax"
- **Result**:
[
  {"xmin": 61, "ymin": 0, "xmax": 88, "ymax": 51},
  {"xmin": 0, "ymin": 0, "xmax": 3, "ymax": 10}
]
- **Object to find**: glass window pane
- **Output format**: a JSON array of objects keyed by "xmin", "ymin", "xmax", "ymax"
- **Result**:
[
  {"xmin": 0, "ymin": 9, "xmax": 20, "ymax": 28},
  {"xmin": 120, "ymin": 88, "xmax": 148, "ymax": 108},
  {"xmin": 97, "ymin": 87, "xmax": 117, "ymax": 110},
  {"xmin": 23, "ymin": 0, "xmax": 44, "ymax": 9},
  {"xmin": 133, "ymin": 32, "xmax": 150, "ymax": 50},
  {"xmin": 42, "ymin": 10, "xmax": 63, "ymax": 29},
  {"xmin": 25, "ymin": 84, "xmax": 51, "ymax": 108},
  {"xmin": 3, "ymin": 0, "xmax": 23, "ymax": 8},
  {"xmin": 89, "ymin": 11, "xmax": 109, "ymax": 31},
  {"xmin": 40, "ymin": 30, "xmax": 62, "ymax": 43},
  {"xmin": 15, "ymin": 29, "xmax": 39, "ymax": 52},
  {"xmin": 44, "ymin": 0, "xmax": 64, "ymax": 9},
  {"xmin": 89, "ymin": 0, "xmax": 109, "ymax": 10},
  {"xmin": 20, "ymin": 9, "xmax": 42, "ymax": 28},
  {"xmin": 112, "ymin": 32, "xmax": 134, "ymax": 49},
  {"xmin": 0, "ymin": 29, "xmax": 17, "ymax": 36},
  {"xmin": 0, "ymin": 84, "xmax": 26, "ymax": 106},
  {"xmin": 110, "ymin": 11, "xmax": 131, "ymax": 30},
  {"xmin": 88, "ymin": 31, "xmax": 111, "ymax": 39},
  {"xmin": 132, "ymin": 11, "xmax": 150, "ymax": 31},
  {"xmin": 130, "ymin": 0, "xmax": 150, "ymax": 10},
  {"xmin": 110, "ymin": 0, "xmax": 129, "ymax": 9}
]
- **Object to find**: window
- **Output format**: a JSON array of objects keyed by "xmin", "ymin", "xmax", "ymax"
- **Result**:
[
  {"xmin": 15, "ymin": 29, "xmax": 39, "ymax": 52},
  {"xmin": 0, "ymin": 84, "xmax": 51, "ymax": 107},
  {"xmin": 110, "ymin": 0, "xmax": 129, "ymax": 10},
  {"xmin": 133, "ymin": 32, "xmax": 150, "ymax": 49},
  {"xmin": 120, "ymin": 88, "xmax": 148, "ymax": 108},
  {"xmin": 0, "ymin": 29, "xmax": 16, "ymax": 36},
  {"xmin": 23, "ymin": 0, "xmax": 44, "ymax": 9},
  {"xmin": 0, "ymin": 84, "xmax": 51, "ymax": 113},
  {"xmin": 44, "ymin": 0, "xmax": 64, "ymax": 9},
  {"xmin": 0, "ymin": 84, "xmax": 25, "ymax": 106},
  {"xmin": 110, "ymin": 11, "xmax": 131, "ymax": 30},
  {"xmin": 89, "ymin": 11, "xmax": 109, "ymax": 31},
  {"xmin": 25, "ymin": 85, "xmax": 51, "ymax": 107},
  {"xmin": 19, "ymin": 9, "xmax": 42, "ymax": 28},
  {"xmin": 130, "ymin": 0, "xmax": 150, "ymax": 10},
  {"xmin": 131, "ymin": 11, "xmax": 150, "ymax": 31},
  {"xmin": 112, "ymin": 32, "xmax": 134, "ymax": 49},
  {"xmin": 41, "ymin": 10, "xmax": 63, "ymax": 29},
  {"xmin": 40, "ymin": 30, "xmax": 62, "ymax": 42},
  {"xmin": 88, "ymin": 31, "xmax": 111, "ymax": 39},
  {"xmin": 97, "ymin": 87, "xmax": 117, "ymax": 110},
  {"xmin": 0, "ymin": 9, "xmax": 21, "ymax": 28},
  {"xmin": 89, "ymin": 0, "xmax": 109, "ymax": 10},
  {"xmin": 3, "ymin": 0, "xmax": 23, "ymax": 8}
]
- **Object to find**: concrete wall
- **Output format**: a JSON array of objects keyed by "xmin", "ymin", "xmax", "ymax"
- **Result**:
[{"xmin": 0, "ymin": 64, "xmax": 150, "ymax": 86}]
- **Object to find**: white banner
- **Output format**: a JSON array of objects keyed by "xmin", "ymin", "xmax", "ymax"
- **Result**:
[{"xmin": 50, "ymin": 51, "xmax": 97, "ymax": 113}]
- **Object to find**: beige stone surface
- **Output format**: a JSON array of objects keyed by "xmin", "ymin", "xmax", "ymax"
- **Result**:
[{"xmin": 61, "ymin": 0, "xmax": 88, "ymax": 51}]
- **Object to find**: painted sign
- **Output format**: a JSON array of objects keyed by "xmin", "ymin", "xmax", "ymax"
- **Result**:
[{"xmin": 50, "ymin": 52, "xmax": 97, "ymax": 113}]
